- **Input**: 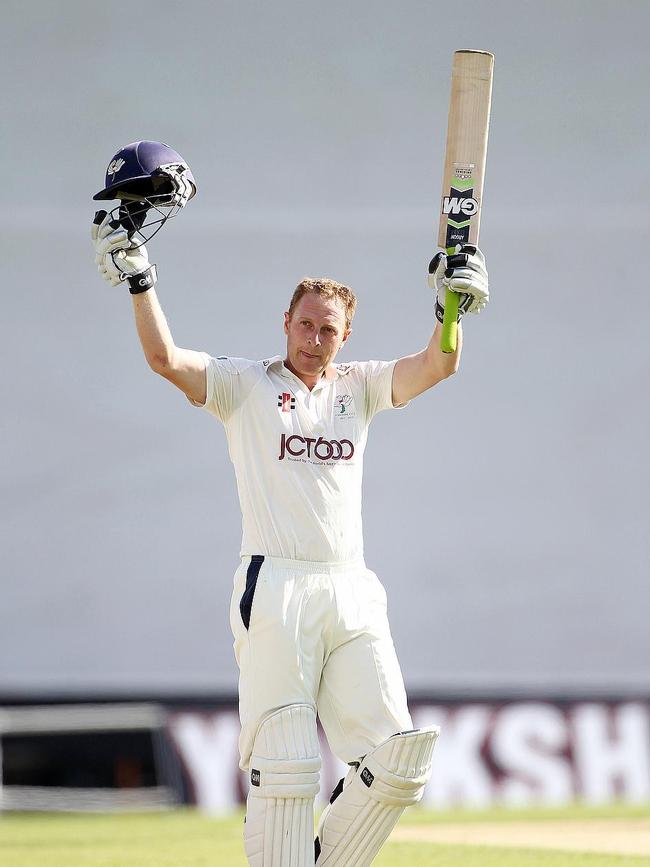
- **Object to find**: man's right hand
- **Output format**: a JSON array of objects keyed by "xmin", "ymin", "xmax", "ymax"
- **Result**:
[
  {"xmin": 428, "ymin": 244, "xmax": 489, "ymax": 323},
  {"xmin": 92, "ymin": 210, "xmax": 157, "ymax": 293}
]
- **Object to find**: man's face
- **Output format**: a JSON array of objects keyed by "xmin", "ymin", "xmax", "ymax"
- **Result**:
[{"xmin": 284, "ymin": 293, "xmax": 350, "ymax": 385}]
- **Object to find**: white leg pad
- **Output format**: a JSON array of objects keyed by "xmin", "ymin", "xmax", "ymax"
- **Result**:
[
  {"xmin": 315, "ymin": 726, "xmax": 439, "ymax": 866},
  {"xmin": 244, "ymin": 704, "xmax": 321, "ymax": 867}
]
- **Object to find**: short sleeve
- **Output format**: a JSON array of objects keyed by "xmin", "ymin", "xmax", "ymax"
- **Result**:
[
  {"xmin": 360, "ymin": 359, "xmax": 408, "ymax": 422},
  {"xmin": 188, "ymin": 355, "xmax": 259, "ymax": 423}
]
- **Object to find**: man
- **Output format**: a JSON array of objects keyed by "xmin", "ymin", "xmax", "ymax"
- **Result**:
[{"xmin": 92, "ymin": 147, "xmax": 488, "ymax": 865}]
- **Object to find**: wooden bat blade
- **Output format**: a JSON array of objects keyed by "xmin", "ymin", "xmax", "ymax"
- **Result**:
[
  {"xmin": 438, "ymin": 50, "xmax": 494, "ymax": 353},
  {"xmin": 438, "ymin": 50, "xmax": 493, "ymax": 250}
]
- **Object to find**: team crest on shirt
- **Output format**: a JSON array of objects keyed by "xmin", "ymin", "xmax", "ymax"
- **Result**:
[{"xmin": 336, "ymin": 394, "xmax": 355, "ymax": 419}]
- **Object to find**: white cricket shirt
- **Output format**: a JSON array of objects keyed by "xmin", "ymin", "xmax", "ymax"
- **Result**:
[{"xmin": 192, "ymin": 355, "xmax": 404, "ymax": 562}]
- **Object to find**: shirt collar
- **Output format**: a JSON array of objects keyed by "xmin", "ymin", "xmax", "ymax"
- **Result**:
[
  {"xmin": 262, "ymin": 355, "xmax": 284, "ymax": 372},
  {"xmin": 264, "ymin": 356, "xmax": 339, "ymax": 391}
]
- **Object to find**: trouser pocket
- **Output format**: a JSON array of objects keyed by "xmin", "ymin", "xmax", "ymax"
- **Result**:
[{"xmin": 239, "ymin": 555, "xmax": 265, "ymax": 630}]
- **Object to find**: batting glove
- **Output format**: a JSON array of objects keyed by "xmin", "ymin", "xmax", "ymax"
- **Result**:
[
  {"xmin": 428, "ymin": 244, "xmax": 489, "ymax": 323},
  {"xmin": 92, "ymin": 210, "xmax": 157, "ymax": 294}
]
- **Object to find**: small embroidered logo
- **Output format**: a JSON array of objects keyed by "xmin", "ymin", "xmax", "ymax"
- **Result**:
[
  {"xmin": 107, "ymin": 158, "xmax": 126, "ymax": 179},
  {"xmin": 360, "ymin": 767, "xmax": 374, "ymax": 788},
  {"xmin": 277, "ymin": 392, "xmax": 296, "ymax": 412},
  {"xmin": 336, "ymin": 394, "xmax": 353, "ymax": 415}
]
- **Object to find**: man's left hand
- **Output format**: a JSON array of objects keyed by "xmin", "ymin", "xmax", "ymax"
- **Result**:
[{"xmin": 428, "ymin": 244, "xmax": 489, "ymax": 323}]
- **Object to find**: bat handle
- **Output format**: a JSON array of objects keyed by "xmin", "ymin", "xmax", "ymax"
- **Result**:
[{"xmin": 440, "ymin": 289, "xmax": 460, "ymax": 353}]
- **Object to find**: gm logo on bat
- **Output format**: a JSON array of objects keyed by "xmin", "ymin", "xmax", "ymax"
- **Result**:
[{"xmin": 442, "ymin": 196, "xmax": 479, "ymax": 217}]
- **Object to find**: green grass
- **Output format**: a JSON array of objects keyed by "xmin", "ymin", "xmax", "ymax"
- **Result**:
[
  {"xmin": 376, "ymin": 845, "xmax": 647, "ymax": 867},
  {"xmin": 0, "ymin": 805, "xmax": 647, "ymax": 867},
  {"xmin": 401, "ymin": 801, "xmax": 650, "ymax": 824}
]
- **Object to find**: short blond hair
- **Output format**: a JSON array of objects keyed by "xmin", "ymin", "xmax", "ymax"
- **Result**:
[{"xmin": 288, "ymin": 277, "xmax": 357, "ymax": 331}]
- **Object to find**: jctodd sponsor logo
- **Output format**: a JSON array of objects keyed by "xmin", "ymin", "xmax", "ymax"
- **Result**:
[{"xmin": 278, "ymin": 434, "xmax": 354, "ymax": 462}]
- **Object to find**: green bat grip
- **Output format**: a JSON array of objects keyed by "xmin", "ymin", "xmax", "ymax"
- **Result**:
[{"xmin": 441, "ymin": 289, "xmax": 460, "ymax": 353}]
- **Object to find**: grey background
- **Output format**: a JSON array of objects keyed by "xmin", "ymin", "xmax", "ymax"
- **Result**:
[{"xmin": 1, "ymin": 0, "xmax": 648, "ymax": 697}]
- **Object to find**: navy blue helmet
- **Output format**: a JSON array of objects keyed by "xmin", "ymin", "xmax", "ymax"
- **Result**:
[
  {"xmin": 94, "ymin": 140, "xmax": 196, "ymax": 203},
  {"xmin": 93, "ymin": 141, "xmax": 196, "ymax": 243}
]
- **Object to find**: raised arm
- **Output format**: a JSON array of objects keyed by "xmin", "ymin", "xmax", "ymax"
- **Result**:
[
  {"xmin": 92, "ymin": 210, "xmax": 206, "ymax": 405},
  {"xmin": 392, "ymin": 321, "xmax": 462, "ymax": 405},
  {"xmin": 392, "ymin": 245, "xmax": 488, "ymax": 406},
  {"xmin": 131, "ymin": 288, "xmax": 207, "ymax": 404}
]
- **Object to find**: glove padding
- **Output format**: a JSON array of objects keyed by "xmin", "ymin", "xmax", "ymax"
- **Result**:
[
  {"xmin": 428, "ymin": 244, "xmax": 489, "ymax": 323},
  {"xmin": 92, "ymin": 210, "xmax": 157, "ymax": 292}
]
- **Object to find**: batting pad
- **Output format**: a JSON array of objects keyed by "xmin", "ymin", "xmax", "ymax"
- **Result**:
[
  {"xmin": 315, "ymin": 725, "xmax": 439, "ymax": 866},
  {"xmin": 244, "ymin": 704, "xmax": 321, "ymax": 867}
]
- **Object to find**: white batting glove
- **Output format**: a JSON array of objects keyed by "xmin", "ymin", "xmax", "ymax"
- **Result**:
[
  {"xmin": 428, "ymin": 244, "xmax": 489, "ymax": 322},
  {"xmin": 91, "ymin": 210, "xmax": 157, "ymax": 294}
]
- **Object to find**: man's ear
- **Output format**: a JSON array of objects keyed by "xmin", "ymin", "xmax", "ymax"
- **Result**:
[
  {"xmin": 284, "ymin": 311, "xmax": 290, "ymax": 335},
  {"xmin": 341, "ymin": 328, "xmax": 352, "ymax": 345}
]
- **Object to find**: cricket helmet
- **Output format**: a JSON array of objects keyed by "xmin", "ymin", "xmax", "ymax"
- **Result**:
[
  {"xmin": 94, "ymin": 140, "xmax": 196, "ymax": 203},
  {"xmin": 93, "ymin": 141, "xmax": 196, "ymax": 244}
]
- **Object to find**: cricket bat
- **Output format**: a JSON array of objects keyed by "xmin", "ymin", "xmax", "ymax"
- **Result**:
[{"xmin": 438, "ymin": 50, "xmax": 494, "ymax": 353}]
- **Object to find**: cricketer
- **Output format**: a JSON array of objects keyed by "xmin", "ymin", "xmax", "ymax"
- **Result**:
[{"xmin": 91, "ymin": 141, "xmax": 489, "ymax": 866}]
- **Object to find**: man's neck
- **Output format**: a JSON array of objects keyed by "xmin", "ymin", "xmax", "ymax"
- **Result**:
[{"xmin": 283, "ymin": 358, "xmax": 336, "ymax": 391}]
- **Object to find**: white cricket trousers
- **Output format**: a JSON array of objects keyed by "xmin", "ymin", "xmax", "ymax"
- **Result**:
[{"xmin": 230, "ymin": 555, "xmax": 413, "ymax": 770}]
